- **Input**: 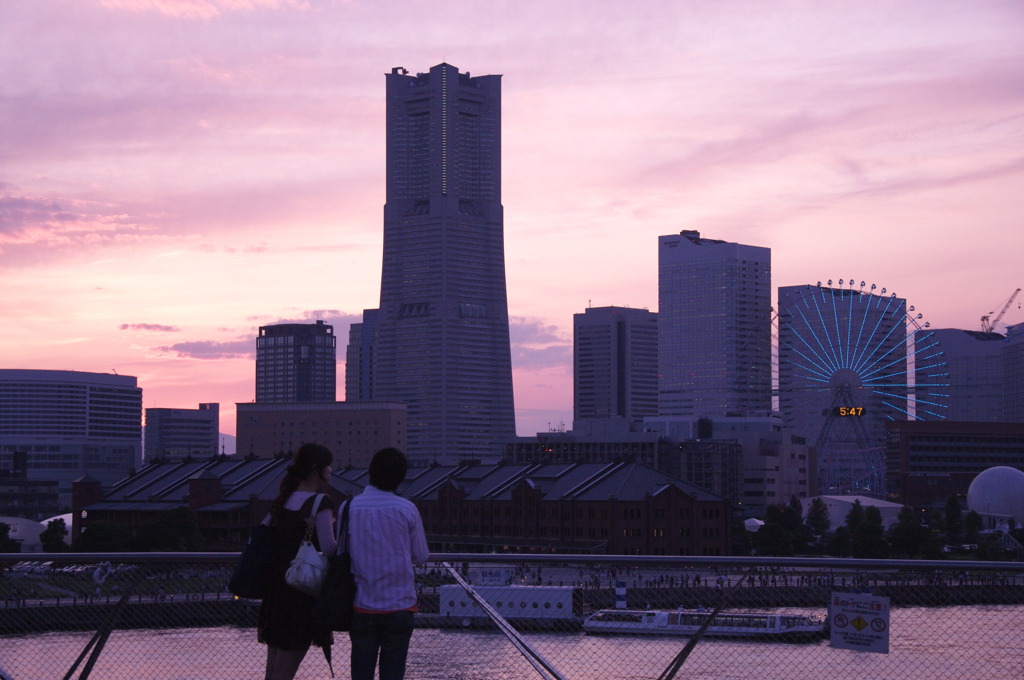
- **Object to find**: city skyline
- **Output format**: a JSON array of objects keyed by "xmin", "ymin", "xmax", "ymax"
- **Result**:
[{"xmin": 2, "ymin": 2, "xmax": 1023, "ymax": 442}]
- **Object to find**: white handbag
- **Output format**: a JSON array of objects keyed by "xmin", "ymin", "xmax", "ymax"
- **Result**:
[{"xmin": 285, "ymin": 494, "xmax": 329, "ymax": 596}]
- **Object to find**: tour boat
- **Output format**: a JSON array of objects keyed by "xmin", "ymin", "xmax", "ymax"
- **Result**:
[{"xmin": 582, "ymin": 608, "xmax": 825, "ymax": 640}]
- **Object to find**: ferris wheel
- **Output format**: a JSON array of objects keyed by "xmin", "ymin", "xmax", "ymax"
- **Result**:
[{"xmin": 777, "ymin": 280, "xmax": 950, "ymax": 496}]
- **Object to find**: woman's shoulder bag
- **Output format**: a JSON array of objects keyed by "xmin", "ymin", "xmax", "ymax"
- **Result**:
[
  {"xmin": 284, "ymin": 493, "xmax": 329, "ymax": 596},
  {"xmin": 313, "ymin": 499, "xmax": 357, "ymax": 631},
  {"xmin": 228, "ymin": 514, "xmax": 274, "ymax": 599}
]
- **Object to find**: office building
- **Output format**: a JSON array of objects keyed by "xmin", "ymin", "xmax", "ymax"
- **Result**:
[
  {"xmin": 504, "ymin": 427, "xmax": 667, "ymax": 468},
  {"xmin": 778, "ymin": 284, "xmax": 910, "ymax": 496},
  {"xmin": 921, "ymin": 329, "xmax": 1003, "ymax": 422},
  {"xmin": 645, "ymin": 414, "xmax": 815, "ymax": 515},
  {"xmin": 345, "ymin": 308, "xmax": 379, "ymax": 402},
  {"xmin": 886, "ymin": 420, "xmax": 1024, "ymax": 509},
  {"xmin": 255, "ymin": 320, "xmax": 336, "ymax": 403},
  {"xmin": 1, "ymin": 452, "xmax": 60, "ymax": 521},
  {"xmin": 364, "ymin": 63, "xmax": 516, "ymax": 465},
  {"xmin": 574, "ymin": 306, "xmax": 658, "ymax": 426},
  {"xmin": 1004, "ymin": 324, "xmax": 1024, "ymax": 422},
  {"xmin": 0, "ymin": 369, "xmax": 142, "ymax": 506},
  {"xmin": 236, "ymin": 401, "xmax": 406, "ymax": 468},
  {"xmin": 657, "ymin": 230, "xmax": 772, "ymax": 419},
  {"xmin": 144, "ymin": 403, "xmax": 220, "ymax": 462}
]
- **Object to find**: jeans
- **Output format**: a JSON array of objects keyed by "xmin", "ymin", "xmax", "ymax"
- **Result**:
[{"xmin": 349, "ymin": 610, "xmax": 415, "ymax": 680}]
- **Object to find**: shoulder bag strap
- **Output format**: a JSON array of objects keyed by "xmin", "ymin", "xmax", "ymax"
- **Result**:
[
  {"xmin": 300, "ymin": 493, "xmax": 326, "ymax": 543},
  {"xmin": 307, "ymin": 493, "xmax": 325, "ymax": 521},
  {"xmin": 334, "ymin": 500, "xmax": 351, "ymax": 554}
]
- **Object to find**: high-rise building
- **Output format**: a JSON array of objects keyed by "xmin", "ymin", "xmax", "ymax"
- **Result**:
[
  {"xmin": 923, "ymin": 329, "xmax": 1004, "ymax": 422},
  {"xmin": 1004, "ymin": 323, "xmax": 1024, "ymax": 422},
  {"xmin": 573, "ymin": 306, "xmax": 658, "ymax": 425},
  {"xmin": 364, "ymin": 63, "xmax": 516, "ymax": 466},
  {"xmin": 255, "ymin": 320, "xmax": 336, "ymax": 403},
  {"xmin": 144, "ymin": 403, "xmax": 220, "ymax": 461},
  {"xmin": 0, "ymin": 369, "xmax": 142, "ymax": 506},
  {"xmin": 657, "ymin": 230, "xmax": 772, "ymax": 418},
  {"xmin": 345, "ymin": 308, "xmax": 379, "ymax": 402}
]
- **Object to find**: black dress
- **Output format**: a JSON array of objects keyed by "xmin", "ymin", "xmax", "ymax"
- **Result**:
[{"xmin": 257, "ymin": 493, "xmax": 335, "ymax": 650}]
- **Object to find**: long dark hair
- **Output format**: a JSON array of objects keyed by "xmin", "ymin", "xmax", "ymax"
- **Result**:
[{"xmin": 269, "ymin": 442, "xmax": 333, "ymax": 523}]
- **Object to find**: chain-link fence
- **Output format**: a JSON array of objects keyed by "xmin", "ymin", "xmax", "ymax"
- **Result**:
[{"xmin": 2, "ymin": 553, "xmax": 1022, "ymax": 679}]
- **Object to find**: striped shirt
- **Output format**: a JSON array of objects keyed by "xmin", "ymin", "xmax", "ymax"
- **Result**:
[{"xmin": 348, "ymin": 485, "xmax": 429, "ymax": 613}]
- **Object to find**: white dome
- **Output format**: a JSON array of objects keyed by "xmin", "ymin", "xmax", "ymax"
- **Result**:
[{"xmin": 966, "ymin": 466, "xmax": 1024, "ymax": 524}]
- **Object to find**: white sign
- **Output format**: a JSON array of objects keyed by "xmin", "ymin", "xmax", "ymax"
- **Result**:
[{"xmin": 829, "ymin": 591, "xmax": 890, "ymax": 654}]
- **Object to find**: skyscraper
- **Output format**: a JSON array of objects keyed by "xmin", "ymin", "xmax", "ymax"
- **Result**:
[
  {"xmin": 657, "ymin": 230, "xmax": 772, "ymax": 418},
  {"xmin": 366, "ymin": 63, "xmax": 516, "ymax": 465},
  {"xmin": 573, "ymin": 305, "xmax": 658, "ymax": 425},
  {"xmin": 255, "ymin": 320, "xmax": 336, "ymax": 403}
]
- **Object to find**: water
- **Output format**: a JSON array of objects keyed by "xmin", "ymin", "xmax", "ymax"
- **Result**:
[{"xmin": 2, "ymin": 606, "xmax": 1022, "ymax": 680}]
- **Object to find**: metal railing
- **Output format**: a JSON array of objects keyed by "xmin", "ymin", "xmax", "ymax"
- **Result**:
[{"xmin": 2, "ymin": 553, "xmax": 1022, "ymax": 679}]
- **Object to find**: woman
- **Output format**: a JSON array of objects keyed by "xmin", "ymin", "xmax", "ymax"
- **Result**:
[{"xmin": 258, "ymin": 442, "xmax": 337, "ymax": 680}]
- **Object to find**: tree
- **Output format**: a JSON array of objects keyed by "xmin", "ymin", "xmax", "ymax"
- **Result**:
[
  {"xmin": 75, "ymin": 521, "xmax": 131, "ymax": 552},
  {"xmin": 805, "ymin": 497, "xmax": 831, "ymax": 536},
  {"xmin": 943, "ymin": 495, "xmax": 962, "ymax": 542},
  {"xmin": 752, "ymin": 505, "xmax": 797, "ymax": 555},
  {"xmin": 963, "ymin": 510, "xmax": 983, "ymax": 544},
  {"xmin": 782, "ymin": 497, "xmax": 814, "ymax": 553},
  {"xmin": 40, "ymin": 518, "xmax": 69, "ymax": 552},
  {"xmin": 851, "ymin": 505, "xmax": 888, "ymax": 558},
  {"xmin": 844, "ymin": 499, "xmax": 866, "ymax": 535},
  {"xmin": 751, "ymin": 522, "xmax": 794, "ymax": 556},
  {"xmin": 827, "ymin": 525, "xmax": 852, "ymax": 557},
  {"xmin": 887, "ymin": 506, "xmax": 931, "ymax": 557},
  {"xmin": 0, "ymin": 523, "xmax": 21, "ymax": 553}
]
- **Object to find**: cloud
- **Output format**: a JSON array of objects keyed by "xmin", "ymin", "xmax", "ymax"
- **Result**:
[
  {"xmin": 510, "ymin": 316, "xmax": 571, "ymax": 370},
  {"xmin": 0, "ymin": 193, "xmax": 77, "ymax": 235},
  {"xmin": 100, "ymin": 0, "xmax": 310, "ymax": 20},
  {"xmin": 0, "ymin": 191, "xmax": 159, "ymax": 265},
  {"xmin": 830, "ymin": 155, "xmax": 1024, "ymax": 202},
  {"xmin": 120, "ymin": 323, "xmax": 180, "ymax": 332},
  {"xmin": 510, "ymin": 316, "xmax": 567, "ymax": 346},
  {"xmin": 155, "ymin": 339, "xmax": 254, "ymax": 359},
  {"xmin": 156, "ymin": 311, "xmax": 363, "ymax": 361}
]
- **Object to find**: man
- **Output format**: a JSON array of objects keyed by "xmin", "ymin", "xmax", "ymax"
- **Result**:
[{"xmin": 348, "ymin": 447, "xmax": 429, "ymax": 680}]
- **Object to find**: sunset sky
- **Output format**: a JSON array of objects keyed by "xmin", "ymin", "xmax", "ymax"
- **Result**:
[{"xmin": 3, "ymin": 0, "xmax": 1023, "ymax": 446}]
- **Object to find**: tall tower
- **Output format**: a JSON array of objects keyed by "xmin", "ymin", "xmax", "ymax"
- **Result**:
[
  {"xmin": 371, "ymin": 63, "xmax": 516, "ymax": 465},
  {"xmin": 573, "ymin": 306, "xmax": 658, "ymax": 425},
  {"xmin": 255, "ymin": 320, "xmax": 336, "ymax": 403},
  {"xmin": 657, "ymin": 230, "xmax": 772, "ymax": 418}
]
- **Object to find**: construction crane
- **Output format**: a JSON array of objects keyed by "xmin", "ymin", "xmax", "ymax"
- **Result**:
[{"xmin": 981, "ymin": 288, "xmax": 1022, "ymax": 333}]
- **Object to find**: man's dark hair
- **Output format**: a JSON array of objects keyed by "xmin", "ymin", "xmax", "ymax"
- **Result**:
[{"xmin": 369, "ymin": 447, "xmax": 408, "ymax": 491}]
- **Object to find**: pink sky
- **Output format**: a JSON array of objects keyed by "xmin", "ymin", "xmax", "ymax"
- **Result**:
[{"xmin": 3, "ymin": 0, "xmax": 1023, "ymax": 445}]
